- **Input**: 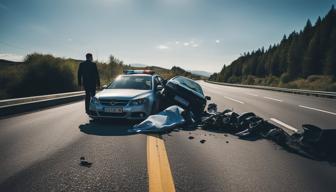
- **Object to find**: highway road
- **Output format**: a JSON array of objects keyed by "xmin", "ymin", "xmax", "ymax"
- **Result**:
[{"xmin": 0, "ymin": 81, "xmax": 336, "ymax": 192}]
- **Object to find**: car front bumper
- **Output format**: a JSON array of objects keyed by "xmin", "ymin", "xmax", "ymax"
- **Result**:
[{"xmin": 88, "ymin": 102, "xmax": 151, "ymax": 120}]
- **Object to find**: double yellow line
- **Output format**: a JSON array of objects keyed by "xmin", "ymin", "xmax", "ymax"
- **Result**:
[{"xmin": 147, "ymin": 135, "xmax": 176, "ymax": 192}]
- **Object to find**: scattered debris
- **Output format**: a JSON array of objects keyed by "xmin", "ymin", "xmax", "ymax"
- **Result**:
[
  {"xmin": 200, "ymin": 108, "xmax": 336, "ymax": 162},
  {"xmin": 130, "ymin": 100, "xmax": 336, "ymax": 162},
  {"xmin": 80, "ymin": 157, "xmax": 93, "ymax": 167},
  {"xmin": 207, "ymin": 103, "xmax": 218, "ymax": 114}
]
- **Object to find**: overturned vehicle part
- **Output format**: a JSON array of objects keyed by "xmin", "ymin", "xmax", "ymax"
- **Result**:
[{"xmin": 162, "ymin": 76, "xmax": 211, "ymax": 120}]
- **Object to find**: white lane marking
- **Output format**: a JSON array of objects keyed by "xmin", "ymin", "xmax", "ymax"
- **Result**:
[
  {"xmin": 269, "ymin": 118, "xmax": 298, "ymax": 132},
  {"xmin": 245, "ymin": 93, "xmax": 258, "ymax": 97},
  {"xmin": 298, "ymin": 105, "xmax": 336, "ymax": 116},
  {"xmin": 263, "ymin": 96, "xmax": 283, "ymax": 102},
  {"xmin": 223, "ymin": 96, "xmax": 245, "ymax": 104}
]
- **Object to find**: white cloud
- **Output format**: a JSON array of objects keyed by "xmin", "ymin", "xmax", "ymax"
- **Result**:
[
  {"xmin": 158, "ymin": 40, "xmax": 200, "ymax": 49},
  {"xmin": 157, "ymin": 45, "xmax": 169, "ymax": 50},
  {"xmin": 0, "ymin": 53, "xmax": 24, "ymax": 61},
  {"xmin": 215, "ymin": 39, "xmax": 221, "ymax": 43}
]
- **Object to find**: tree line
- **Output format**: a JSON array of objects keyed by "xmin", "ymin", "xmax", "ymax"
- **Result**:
[
  {"xmin": 0, "ymin": 53, "xmax": 125, "ymax": 99},
  {"xmin": 0, "ymin": 53, "xmax": 201, "ymax": 99},
  {"xmin": 209, "ymin": 5, "xmax": 336, "ymax": 91}
]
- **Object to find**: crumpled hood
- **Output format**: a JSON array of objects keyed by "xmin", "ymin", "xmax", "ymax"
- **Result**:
[{"xmin": 95, "ymin": 89, "xmax": 151, "ymax": 100}]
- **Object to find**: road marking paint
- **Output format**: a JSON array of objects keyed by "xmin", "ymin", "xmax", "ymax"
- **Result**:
[
  {"xmin": 223, "ymin": 96, "xmax": 245, "ymax": 104},
  {"xmin": 269, "ymin": 118, "xmax": 298, "ymax": 132},
  {"xmin": 263, "ymin": 96, "xmax": 283, "ymax": 102},
  {"xmin": 147, "ymin": 135, "xmax": 175, "ymax": 192},
  {"xmin": 245, "ymin": 93, "xmax": 258, "ymax": 97},
  {"xmin": 298, "ymin": 105, "xmax": 336, "ymax": 116}
]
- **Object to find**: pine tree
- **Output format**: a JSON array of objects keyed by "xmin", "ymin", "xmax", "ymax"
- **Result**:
[
  {"xmin": 287, "ymin": 36, "xmax": 302, "ymax": 78},
  {"xmin": 302, "ymin": 30, "xmax": 320, "ymax": 77}
]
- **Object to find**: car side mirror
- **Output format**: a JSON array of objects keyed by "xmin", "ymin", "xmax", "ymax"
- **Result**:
[
  {"xmin": 156, "ymin": 84, "xmax": 164, "ymax": 91},
  {"xmin": 102, "ymin": 84, "xmax": 108, "ymax": 89},
  {"xmin": 205, "ymin": 96, "xmax": 211, "ymax": 100}
]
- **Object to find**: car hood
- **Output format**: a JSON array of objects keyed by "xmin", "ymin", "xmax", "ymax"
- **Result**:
[{"xmin": 95, "ymin": 89, "xmax": 152, "ymax": 100}]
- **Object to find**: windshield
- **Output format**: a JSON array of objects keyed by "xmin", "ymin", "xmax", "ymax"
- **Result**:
[
  {"xmin": 108, "ymin": 76, "xmax": 152, "ymax": 90},
  {"xmin": 174, "ymin": 76, "xmax": 204, "ymax": 95}
]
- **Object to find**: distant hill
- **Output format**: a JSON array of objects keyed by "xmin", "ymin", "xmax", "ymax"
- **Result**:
[
  {"xmin": 0, "ymin": 59, "xmax": 23, "ymax": 66},
  {"xmin": 129, "ymin": 63, "xmax": 147, "ymax": 68},
  {"xmin": 129, "ymin": 65, "xmax": 203, "ymax": 80},
  {"xmin": 129, "ymin": 63, "xmax": 208, "ymax": 79},
  {"xmin": 190, "ymin": 70, "xmax": 212, "ymax": 77}
]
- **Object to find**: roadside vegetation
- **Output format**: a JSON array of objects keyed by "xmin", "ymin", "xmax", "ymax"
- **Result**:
[
  {"xmin": 0, "ymin": 54, "xmax": 202, "ymax": 100},
  {"xmin": 209, "ymin": 6, "xmax": 336, "ymax": 91}
]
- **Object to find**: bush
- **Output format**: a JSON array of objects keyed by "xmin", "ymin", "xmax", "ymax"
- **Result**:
[
  {"xmin": 227, "ymin": 76, "xmax": 241, "ymax": 83},
  {"xmin": 265, "ymin": 76, "xmax": 280, "ymax": 86},
  {"xmin": 244, "ymin": 75, "xmax": 255, "ymax": 85},
  {"xmin": 8, "ymin": 53, "xmax": 77, "ymax": 98},
  {"xmin": 307, "ymin": 75, "xmax": 323, "ymax": 82},
  {"xmin": 280, "ymin": 73, "xmax": 291, "ymax": 84}
]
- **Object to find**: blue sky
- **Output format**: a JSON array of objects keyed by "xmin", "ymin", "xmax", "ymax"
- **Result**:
[{"xmin": 0, "ymin": 0, "xmax": 335, "ymax": 72}]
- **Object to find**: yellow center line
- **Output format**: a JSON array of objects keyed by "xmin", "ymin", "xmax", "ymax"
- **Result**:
[{"xmin": 147, "ymin": 134, "xmax": 176, "ymax": 192}]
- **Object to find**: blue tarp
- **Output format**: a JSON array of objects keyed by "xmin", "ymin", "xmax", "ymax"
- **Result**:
[{"xmin": 129, "ymin": 105, "xmax": 186, "ymax": 133}]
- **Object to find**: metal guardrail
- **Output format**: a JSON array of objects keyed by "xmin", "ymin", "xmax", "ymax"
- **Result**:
[
  {"xmin": 0, "ymin": 91, "xmax": 84, "ymax": 107},
  {"xmin": 0, "ymin": 91, "xmax": 85, "ymax": 117},
  {"xmin": 206, "ymin": 80, "xmax": 336, "ymax": 99}
]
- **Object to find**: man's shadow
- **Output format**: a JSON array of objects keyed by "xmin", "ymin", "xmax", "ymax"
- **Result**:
[{"xmin": 79, "ymin": 119, "xmax": 140, "ymax": 136}]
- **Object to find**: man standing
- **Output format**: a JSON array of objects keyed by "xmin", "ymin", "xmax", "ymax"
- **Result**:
[{"xmin": 78, "ymin": 53, "xmax": 100, "ymax": 114}]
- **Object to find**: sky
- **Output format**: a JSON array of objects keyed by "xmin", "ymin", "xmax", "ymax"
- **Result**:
[{"xmin": 0, "ymin": 0, "xmax": 335, "ymax": 72}]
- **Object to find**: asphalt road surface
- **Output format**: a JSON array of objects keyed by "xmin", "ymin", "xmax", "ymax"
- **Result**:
[{"xmin": 0, "ymin": 81, "xmax": 336, "ymax": 192}]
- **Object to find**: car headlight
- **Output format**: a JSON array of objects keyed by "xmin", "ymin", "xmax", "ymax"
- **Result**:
[
  {"xmin": 130, "ymin": 98, "xmax": 148, "ymax": 105},
  {"xmin": 90, "ymin": 97, "xmax": 100, "ymax": 104}
]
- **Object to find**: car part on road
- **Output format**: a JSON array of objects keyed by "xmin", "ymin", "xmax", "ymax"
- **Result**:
[
  {"xmin": 128, "ymin": 105, "xmax": 186, "ymax": 133},
  {"xmin": 79, "ymin": 157, "xmax": 93, "ymax": 167},
  {"xmin": 207, "ymin": 103, "xmax": 218, "ymax": 114}
]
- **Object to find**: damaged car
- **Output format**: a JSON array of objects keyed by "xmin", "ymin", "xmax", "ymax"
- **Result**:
[
  {"xmin": 162, "ymin": 76, "xmax": 211, "ymax": 120},
  {"xmin": 88, "ymin": 70, "xmax": 165, "ymax": 120}
]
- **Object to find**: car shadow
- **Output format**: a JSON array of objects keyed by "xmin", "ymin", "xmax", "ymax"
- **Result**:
[{"xmin": 79, "ymin": 119, "xmax": 140, "ymax": 136}]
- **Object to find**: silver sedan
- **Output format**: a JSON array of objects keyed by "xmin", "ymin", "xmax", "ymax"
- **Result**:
[{"xmin": 88, "ymin": 73, "xmax": 164, "ymax": 120}]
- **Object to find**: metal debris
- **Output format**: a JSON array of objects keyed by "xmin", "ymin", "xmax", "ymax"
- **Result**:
[{"xmin": 80, "ymin": 157, "xmax": 93, "ymax": 167}]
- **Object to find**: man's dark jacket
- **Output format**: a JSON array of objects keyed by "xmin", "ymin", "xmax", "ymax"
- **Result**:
[{"xmin": 77, "ymin": 60, "xmax": 100, "ymax": 90}]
